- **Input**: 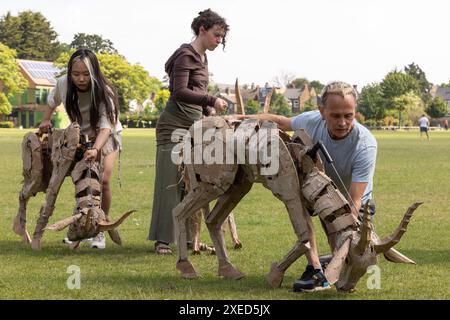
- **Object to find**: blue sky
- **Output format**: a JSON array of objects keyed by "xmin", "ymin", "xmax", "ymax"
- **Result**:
[{"xmin": 1, "ymin": 0, "xmax": 449, "ymax": 88}]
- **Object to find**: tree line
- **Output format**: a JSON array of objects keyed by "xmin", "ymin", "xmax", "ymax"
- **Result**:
[
  {"xmin": 1, "ymin": 10, "xmax": 449, "ymax": 125},
  {"xmin": 0, "ymin": 10, "xmax": 166, "ymax": 118},
  {"xmin": 358, "ymin": 63, "xmax": 448, "ymax": 127}
]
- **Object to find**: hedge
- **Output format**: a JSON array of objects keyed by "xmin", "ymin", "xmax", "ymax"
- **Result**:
[
  {"xmin": 119, "ymin": 114, "xmax": 159, "ymax": 128},
  {"xmin": 0, "ymin": 121, "xmax": 14, "ymax": 128}
]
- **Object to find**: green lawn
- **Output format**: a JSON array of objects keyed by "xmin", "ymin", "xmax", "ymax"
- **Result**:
[{"xmin": 0, "ymin": 128, "xmax": 449, "ymax": 299}]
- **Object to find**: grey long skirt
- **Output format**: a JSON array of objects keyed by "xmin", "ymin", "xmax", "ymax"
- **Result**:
[
  {"xmin": 148, "ymin": 100, "xmax": 202, "ymax": 244},
  {"xmin": 148, "ymin": 142, "xmax": 185, "ymax": 244}
]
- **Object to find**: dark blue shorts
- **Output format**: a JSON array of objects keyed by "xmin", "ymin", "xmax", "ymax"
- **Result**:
[
  {"xmin": 420, "ymin": 127, "xmax": 428, "ymax": 132},
  {"xmin": 358, "ymin": 199, "xmax": 376, "ymax": 223}
]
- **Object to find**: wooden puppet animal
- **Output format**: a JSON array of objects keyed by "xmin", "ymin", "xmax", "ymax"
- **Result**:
[
  {"xmin": 45, "ymin": 160, "xmax": 135, "ymax": 248},
  {"xmin": 13, "ymin": 123, "xmax": 131, "ymax": 249},
  {"xmin": 188, "ymin": 209, "xmax": 242, "ymax": 255},
  {"xmin": 173, "ymin": 116, "xmax": 420, "ymax": 291}
]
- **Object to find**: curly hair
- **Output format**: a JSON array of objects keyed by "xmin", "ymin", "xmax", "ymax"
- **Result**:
[{"xmin": 191, "ymin": 9, "xmax": 229, "ymax": 49}]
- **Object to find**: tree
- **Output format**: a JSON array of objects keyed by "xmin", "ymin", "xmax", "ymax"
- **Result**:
[
  {"xmin": 404, "ymin": 63, "xmax": 432, "ymax": 103},
  {"xmin": 70, "ymin": 33, "xmax": 118, "ymax": 54},
  {"xmin": 273, "ymin": 71, "xmax": 295, "ymax": 88},
  {"xmin": 0, "ymin": 43, "xmax": 28, "ymax": 116},
  {"xmin": 290, "ymin": 77, "xmax": 324, "ymax": 96},
  {"xmin": 357, "ymin": 83, "xmax": 386, "ymax": 121},
  {"xmin": 380, "ymin": 70, "xmax": 420, "ymax": 102},
  {"xmin": 55, "ymin": 50, "xmax": 161, "ymax": 112},
  {"xmin": 270, "ymin": 92, "xmax": 291, "ymax": 116},
  {"xmin": 153, "ymin": 89, "xmax": 170, "ymax": 114},
  {"xmin": 245, "ymin": 98, "xmax": 260, "ymax": 115},
  {"xmin": 426, "ymin": 97, "xmax": 448, "ymax": 118},
  {"xmin": 0, "ymin": 11, "xmax": 62, "ymax": 60},
  {"xmin": 207, "ymin": 83, "xmax": 219, "ymax": 96},
  {"xmin": 291, "ymin": 77, "xmax": 309, "ymax": 89},
  {"xmin": 393, "ymin": 92, "xmax": 424, "ymax": 126},
  {"xmin": 309, "ymin": 80, "xmax": 325, "ymax": 94},
  {"xmin": 439, "ymin": 80, "xmax": 450, "ymax": 88},
  {"xmin": 302, "ymin": 100, "xmax": 318, "ymax": 112}
]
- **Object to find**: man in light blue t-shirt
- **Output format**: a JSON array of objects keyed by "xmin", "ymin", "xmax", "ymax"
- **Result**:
[
  {"xmin": 239, "ymin": 81, "xmax": 377, "ymax": 292},
  {"xmin": 291, "ymin": 103, "xmax": 377, "ymax": 211}
]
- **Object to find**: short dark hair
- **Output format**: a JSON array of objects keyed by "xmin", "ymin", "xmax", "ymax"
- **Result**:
[{"xmin": 191, "ymin": 9, "xmax": 229, "ymax": 49}]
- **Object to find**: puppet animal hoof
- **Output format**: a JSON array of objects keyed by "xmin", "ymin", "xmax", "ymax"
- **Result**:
[
  {"xmin": 14, "ymin": 216, "xmax": 32, "ymax": 244},
  {"xmin": 218, "ymin": 263, "xmax": 245, "ymax": 280},
  {"xmin": 12, "ymin": 215, "xmax": 23, "ymax": 235},
  {"xmin": 233, "ymin": 241, "xmax": 243, "ymax": 250},
  {"xmin": 177, "ymin": 260, "xmax": 199, "ymax": 279},
  {"xmin": 266, "ymin": 262, "xmax": 284, "ymax": 288},
  {"xmin": 31, "ymin": 238, "xmax": 41, "ymax": 250}
]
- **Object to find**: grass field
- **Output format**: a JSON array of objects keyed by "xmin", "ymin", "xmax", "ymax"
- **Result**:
[{"xmin": 0, "ymin": 128, "xmax": 449, "ymax": 300}]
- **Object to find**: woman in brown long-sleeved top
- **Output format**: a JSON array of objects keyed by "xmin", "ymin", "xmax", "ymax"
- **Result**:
[{"xmin": 148, "ymin": 9, "xmax": 229, "ymax": 254}]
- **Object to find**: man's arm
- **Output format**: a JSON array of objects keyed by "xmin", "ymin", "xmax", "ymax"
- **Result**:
[
  {"xmin": 348, "ymin": 181, "xmax": 368, "ymax": 219},
  {"xmin": 232, "ymin": 114, "xmax": 293, "ymax": 131}
]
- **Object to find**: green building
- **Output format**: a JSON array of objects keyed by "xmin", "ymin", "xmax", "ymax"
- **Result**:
[{"xmin": 9, "ymin": 59, "xmax": 69, "ymax": 128}]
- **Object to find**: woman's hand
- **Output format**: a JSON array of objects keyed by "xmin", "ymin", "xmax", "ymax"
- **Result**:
[
  {"xmin": 84, "ymin": 148, "xmax": 99, "ymax": 163},
  {"xmin": 213, "ymin": 98, "xmax": 228, "ymax": 113},
  {"xmin": 39, "ymin": 119, "xmax": 52, "ymax": 133}
]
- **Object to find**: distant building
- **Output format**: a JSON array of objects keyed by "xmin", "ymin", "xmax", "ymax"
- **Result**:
[
  {"xmin": 8, "ymin": 59, "xmax": 69, "ymax": 128},
  {"xmin": 218, "ymin": 87, "xmax": 237, "ymax": 114},
  {"xmin": 432, "ymin": 85, "xmax": 450, "ymax": 115},
  {"xmin": 283, "ymin": 84, "xmax": 317, "ymax": 113},
  {"xmin": 216, "ymin": 82, "xmax": 278, "ymax": 113}
]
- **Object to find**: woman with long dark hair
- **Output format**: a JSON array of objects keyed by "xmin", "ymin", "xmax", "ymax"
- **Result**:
[
  {"xmin": 40, "ymin": 48, "xmax": 123, "ymax": 249},
  {"xmin": 148, "ymin": 9, "xmax": 229, "ymax": 254}
]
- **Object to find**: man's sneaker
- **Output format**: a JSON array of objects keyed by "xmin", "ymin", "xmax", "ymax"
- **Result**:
[
  {"xmin": 319, "ymin": 254, "xmax": 333, "ymax": 271},
  {"xmin": 90, "ymin": 232, "xmax": 106, "ymax": 249},
  {"xmin": 293, "ymin": 268, "xmax": 330, "ymax": 292},
  {"xmin": 297, "ymin": 265, "xmax": 315, "ymax": 282}
]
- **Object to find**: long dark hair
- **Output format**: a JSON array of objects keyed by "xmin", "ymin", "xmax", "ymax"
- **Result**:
[
  {"xmin": 65, "ymin": 48, "xmax": 119, "ymax": 132},
  {"xmin": 191, "ymin": 9, "xmax": 229, "ymax": 49}
]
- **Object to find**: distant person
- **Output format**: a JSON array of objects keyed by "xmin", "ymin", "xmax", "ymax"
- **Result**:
[
  {"xmin": 444, "ymin": 119, "xmax": 448, "ymax": 131},
  {"xmin": 418, "ymin": 114, "xmax": 430, "ymax": 141},
  {"xmin": 148, "ymin": 9, "xmax": 229, "ymax": 255}
]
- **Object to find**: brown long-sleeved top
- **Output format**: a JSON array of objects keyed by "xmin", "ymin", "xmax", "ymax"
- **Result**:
[
  {"xmin": 156, "ymin": 44, "xmax": 217, "ymax": 145},
  {"xmin": 165, "ymin": 43, "xmax": 217, "ymax": 109}
]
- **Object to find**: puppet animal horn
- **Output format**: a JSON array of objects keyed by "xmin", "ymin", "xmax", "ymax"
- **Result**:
[
  {"xmin": 355, "ymin": 203, "xmax": 372, "ymax": 254},
  {"xmin": 45, "ymin": 213, "xmax": 83, "ymax": 231},
  {"xmin": 98, "ymin": 209, "xmax": 137, "ymax": 232},
  {"xmin": 373, "ymin": 202, "xmax": 423, "ymax": 254}
]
